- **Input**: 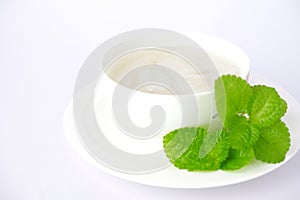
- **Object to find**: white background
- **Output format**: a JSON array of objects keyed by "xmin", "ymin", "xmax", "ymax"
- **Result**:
[{"xmin": 1, "ymin": 0, "xmax": 300, "ymax": 199}]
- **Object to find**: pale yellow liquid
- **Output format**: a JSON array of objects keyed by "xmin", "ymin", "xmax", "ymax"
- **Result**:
[{"xmin": 105, "ymin": 49, "xmax": 240, "ymax": 94}]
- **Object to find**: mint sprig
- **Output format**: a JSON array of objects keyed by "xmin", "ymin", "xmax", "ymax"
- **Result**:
[{"xmin": 163, "ymin": 75, "xmax": 290, "ymax": 171}]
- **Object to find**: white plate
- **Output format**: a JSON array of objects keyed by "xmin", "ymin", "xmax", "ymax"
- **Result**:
[{"xmin": 63, "ymin": 73, "xmax": 300, "ymax": 188}]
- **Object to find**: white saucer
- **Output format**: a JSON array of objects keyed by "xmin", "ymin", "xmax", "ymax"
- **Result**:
[{"xmin": 63, "ymin": 73, "xmax": 300, "ymax": 188}]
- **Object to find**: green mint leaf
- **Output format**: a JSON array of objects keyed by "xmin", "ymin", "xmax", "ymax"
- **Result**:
[
  {"xmin": 183, "ymin": 130, "xmax": 230, "ymax": 171},
  {"xmin": 249, "ymin": 85, "xmax": 287, "ymax": 128},
  {"xmin": 254, "ymin": 120, "xmax": 290, "ymax": 163},
  {"xmin": 221, "ymin": 148, "xmax": 255, "ymax": 170},
  {"xmin": 198, "ymin": 129, "xmax": 222, "ymax": 158},
  {"xmin": 249, "ymin": 125, "xmax": 260, "ymax": 146},
  {"xmin": 163, "ymin": 127, "xmax": 198, "ymax": 163},
  {"xmin": 163, "ymin": 128, "xmax": 229, "ymax": 171},
  {"xmin": 227, "ymin": 116, "xmax": 252, "ymax": 149},
  {"xmin": 215, "ymin": 75, "xmax": 252, "ymax": 128}
]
